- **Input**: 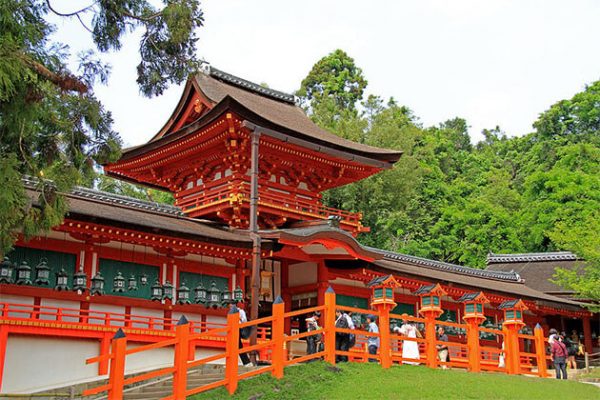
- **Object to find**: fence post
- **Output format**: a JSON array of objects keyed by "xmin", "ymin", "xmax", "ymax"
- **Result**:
[
  {"xmin": 533, "ymin": 323, "xmax": 547, "ymax": 377},
  {"xmin": 108, "ymin": 329, "xmax": 127, "ymax": 400},
  {"xmin": 584, "ymin": 352, "xmax": 589, "ymax": 374},
  {"xmin": 378, "ymin": 304, "xmax": 392, "ymax": 368},
  {"xmin": 466, "ymin": 321, "xmax": 481, "ymax": 372},
  {"xmin": 172, "ymin": 316, "xmax": 190, "ymax": 399},
  {"xmin": 424, "ymin": 315, "xmax": 437, "ymax": 369},
  {"xmin": 271, "ymin": 296, "xmax": 285, "ymax": 379},
  {"xmin": 503, "ymin": 324, "xmax": 520, "ymax": 375},
  {"xmin": 324, "ymin": 287, "xmax": 336, "ymax": 365},
  {"xmin": 225, "ymin": 306, "xmax": 240, "ymax": 395}
]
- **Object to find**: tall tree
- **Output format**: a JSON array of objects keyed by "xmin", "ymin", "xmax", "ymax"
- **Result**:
[
  {"xmin": 297, "ymin": 49, "xmax": 367, "ymax": 113},
  {"xmin": 0, "ymin": 0, "xmax": 203, "ymax": 254}
]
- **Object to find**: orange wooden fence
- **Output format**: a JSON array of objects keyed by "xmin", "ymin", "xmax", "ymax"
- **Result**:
[{"xmin": 83, "ymin": 289, "xmax": 551, "ymax": 399}]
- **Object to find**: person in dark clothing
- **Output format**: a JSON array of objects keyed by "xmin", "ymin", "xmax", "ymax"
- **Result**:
[
  {"xmin": 235, "ymin": 302, "xmax": 251, "ymax": 366},
  {"xmin": 335, "ymin": 309, "xmax": 350, "ymax": 362},
  {"xmin": 551, "ymin": 335, "xmax": 569, "ymax": 379},
  {"xmin": 305, "ymin": 311, "xmax": 321, "ymax": 356}
]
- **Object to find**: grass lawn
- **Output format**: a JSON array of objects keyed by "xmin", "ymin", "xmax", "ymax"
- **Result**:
[{"xmin": 191, "ymin": 362, "xmax": 600, "ymax": 400}]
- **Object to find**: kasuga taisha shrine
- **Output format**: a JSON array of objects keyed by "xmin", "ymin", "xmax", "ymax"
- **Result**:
[{"xmin": 0, "ymin": 65, "xmax": 598, "ymax": 397}]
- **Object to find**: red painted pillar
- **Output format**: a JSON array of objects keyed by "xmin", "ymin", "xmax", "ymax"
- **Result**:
[
  {"xmin": 235, "ymin": 260, "xmax": 246, "ymax": 293},
  {"xmin": 280, "ymin": 262, "xmax": 291, "ymax": 334},
  {"xmin": 0, "ymin": 325, "xmax": 8, "ymax": 392},
  {"xmin": 583, "ymin": 316, "xmax": 593, "ymax": 354},
  {"xmin": 83, "ymin": 243, "xmax": 95, "ymax": 288}
]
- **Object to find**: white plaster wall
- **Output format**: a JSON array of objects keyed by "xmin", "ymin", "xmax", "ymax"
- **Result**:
[
  {"xmin": 172, "ymin": 311, "xmax": 204, "ymax": 326},
  {"xmin": 3, "ymin": 336, "xmax": 100, "ymax": 394},
  {"xmin": 89, "ymin": 303, "xmax": 126, "ymax": 326},
  {"xmin": 130, "ymin": 307, "xmax": 164, "ymax": 330},
  {"xmin": 288, "ymin": 262, "xmax": 317, "ymax": 287},
  {"xmin": 40, "ymin": 299, "xmax": 81, "ymax": 322},
  {"xmin": 206, "ymin": 315, "xmax": 227, "ymax": 329},
  {"xmin": 0, "ymin": 295, "xmax": 33, "ymax": 319}
]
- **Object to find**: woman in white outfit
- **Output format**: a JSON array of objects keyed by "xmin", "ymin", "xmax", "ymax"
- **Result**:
[{"xmin": 394, "ymin": 322, "xmax": 421, "ymax": 365}]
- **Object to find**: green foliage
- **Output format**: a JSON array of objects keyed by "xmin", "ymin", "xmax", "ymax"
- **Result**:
[
  {"xmin": 297, "ymin": 49, "xmax": 367, "ymax": 112},
  {"xmin": 194, "ymin": 362, "xmax": 600, "ymax": 400},
  {"xmin": 0, "ymin": 0, "xmax": 202, "ymax": 255},
  {"xmin": 299, "ymin": 51, "xmax": 600, "ymax": 303}
]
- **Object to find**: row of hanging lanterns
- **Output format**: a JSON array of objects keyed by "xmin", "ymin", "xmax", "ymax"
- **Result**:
[{"xmin": 1, "ymin": 256, "xmax": 243, "ymax": 308}]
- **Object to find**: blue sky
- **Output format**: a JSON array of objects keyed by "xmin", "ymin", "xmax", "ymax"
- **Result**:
[{"xmin": 49, "ymin": 0, "xmax": 600, "ymax": 146}]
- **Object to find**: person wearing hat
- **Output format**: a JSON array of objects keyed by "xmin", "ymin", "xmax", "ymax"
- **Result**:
[
  {"xmin": 305, "ymin": 311, "xmax": 322, "ymax": 357},
  {"xmin": 366, "ymin": 315, "xmax": 379, "ymax": 362}
]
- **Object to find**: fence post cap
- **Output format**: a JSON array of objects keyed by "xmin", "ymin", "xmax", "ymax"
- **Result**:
[
  {"xmin": 113, "ymin": 328, "xmax": 126, "ymax": 339},
  {"xmin": 274, "ymin": 295, "xmax": 284, "ymax": 304},
  {"xmin": 534, "ymin": 323, "xmax": 542, "ymax": 330},
  {"xmin": 177, "ymin": 315, "xmax": 189, "ymax": 325},
  {"xmin": 325, "ymin": 286, "xmax": 335, "ymax": 294}
]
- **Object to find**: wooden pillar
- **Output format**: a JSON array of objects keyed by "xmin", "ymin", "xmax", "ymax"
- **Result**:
[
  {"xmin": 324, "ymin": 287, "xmax": 336, "ymax": 365},
  {"xmin": 172, "ymin": 317, "xmax": 190, "ymax": 399},
  {"xmin": 99, "ymin": 333, "xmax": 111, "ymax": 375},
  {"xmin": 377, "ymin": 304, "xmax": 392, "ymax": 369},
  {"xmin": 108, "ymin": 330, "xmax": 127, "ymax": 400},
  {"xmin": 0, "ymin": 325, "xmax": 8, "ymax": 392},
  {"xmin": 225, "ymin": 308, "xmax": 240, "ymax": 395},
  {"xmin": 424, "ymin": 314, "xmax": 438, "ymax": 368},
  {"xmin": 235, "ymin": 260, "xmax": 246, "ymax": 293},
  {"xmin": 271, "ymin": 297, "xmax": 285, "ymax": 379},
  {"xmin": 466, "ymin": 320, "xmax": 481, "ymax": 372},
  {"xmin": 83, "ymin": 242, "xmax": 95, "ymax": 287},
  {"xmin": 583, "ymin": 316, "xmax": 593, "ymax": 355},
  {"xmin": 534, "ymin": 323, "xmax": 548, "ymax": 377}
]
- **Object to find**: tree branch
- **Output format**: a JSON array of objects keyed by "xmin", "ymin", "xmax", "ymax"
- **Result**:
[
  {"xmin": 46, "ymin": 1, "xmax": 96, "ymax": 17},
  {"xmin": 17, "ymin": 52, "xmax": 88, "ymax": 94}
]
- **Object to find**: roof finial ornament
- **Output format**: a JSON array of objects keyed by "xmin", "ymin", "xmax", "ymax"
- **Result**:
[{"xmin": 199, "ymin": 61, "xmax": 211, "ymax": 75}]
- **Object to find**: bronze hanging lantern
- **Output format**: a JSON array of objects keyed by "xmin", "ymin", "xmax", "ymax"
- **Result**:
[
  {"xmin": 128, "ymin": 274, "xmax": 137, "ymax": 291},
  {"xmin": 35, "ymin": 258, "xmax": 50, "ymax": 285},
  {"xmin": 177, "ymin": 281, "xmax": 191, "ymax": 305},
  {"xmin": 151, "ymin": 279, "xmax": 163, "ymax": 301},
  {"xmin": 221, "ymin": 287, "xmax": 232, "ymax": 307},
  {"xmin": 140, "ymin": 273, "xmax": 148, "ymax": 286},
  {"xmin": 55, "ymin": 268, "xmax": 69, "ymax": 291},
  {"xmin": 90, "ymin": 272, "xmax": 105, "ymax": 295},
  {"xmin": 162, "ymin": 280, "xmax": 174, "ymax": 301},
  {"xmin": 73, "ymin": 268, "xmax": 87, "ymax": 293},
  {"xmin": 113, "ymin": 271, "xmax": 126, "ymax": 293},
  {"xmin": 207, "ymin": 281, "xmax": 221, "ymax": 309},
  {"xmin": 194, "ymin": 281, "xmax": 207, "ymax": 304},
  {"xmin": 0, "ymin": 257, "xmax": 14, "ymax": 284},
  {"xmin": 16, "ymin": 261, "xmax": 32, "ymax": 285},
  {"xmin": 233, "ymin": 285, "xmax": 244, "ymax": 303}
]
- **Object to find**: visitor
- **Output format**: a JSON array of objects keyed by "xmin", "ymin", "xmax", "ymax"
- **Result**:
[
  {"xmin": 305, "ymin": 311, "xmax": 322, "ymax": 358},
  {"xmin": 563, "ymin": 332, "xmax": 578, "ymax": 370},
  {"xmin": 551, "ymin": 334, "xmax": 568, "ymax": 379},
  {"xmin": 548, "ymin": 328, "xmax": 558, "ymax": 345},
  {"xmin": 335, "ymin": 309, "xmax": 350, "ymax": 362},
  {"xmin": 436, "ymin": 326, "xmax": 449, "ymax": 369},
  {"xmin": 235, "ymin": 302, "xmax": 252, "ymax": 366},
  {"xmin": 366, "ymin": 315, "xmax": 379, "ymax": 363},
  {"xmin": 394, "ymin": 320, "xmax": 420, "ymax": 365},
  {"xmin": 345, "ymin": 311, "xmax": 356, "ymax": 350}
]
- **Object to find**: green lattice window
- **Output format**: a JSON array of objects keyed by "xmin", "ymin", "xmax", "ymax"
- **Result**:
[
  {"xmin": 6, "ymin": 246, "xmax": 76, "ymax": 288},
  {"xmin": 392, "ymin": 302, "xmax": 415, "ymax": 316},
  {"xmin": 98, "ymin": 258, "xmax": 159, "ymax": 299}
]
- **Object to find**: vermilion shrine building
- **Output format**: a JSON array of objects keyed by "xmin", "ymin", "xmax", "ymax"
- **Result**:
[{"xmin": 1, "ymin": 66, "xmax": 597, "ymax": 394}]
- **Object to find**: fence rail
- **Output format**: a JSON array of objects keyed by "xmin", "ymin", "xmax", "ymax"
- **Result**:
[{"xmin": 82, "ymin": 290, "xmax": 552, "ymax": 399}]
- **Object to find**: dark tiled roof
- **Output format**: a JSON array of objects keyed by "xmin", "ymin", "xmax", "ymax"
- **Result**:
[
  {"xmin": 457, "ymin": 292, "xmax": 483, "ymax": 302},
  {"xmin": 487, "ymin": 252, "xmax": 578, "ymax": 263},
  {"xmin": 23, "ymin": 179, "xmax": 254, "ymax": 246},
  {"xmin": 193, "ymin": 69, "xmax": 402, "ymax": 162},
  {"xmin": 207, "ymin": 66, "xmax": 296, "ymax": 104},
  {"xmin": 366, "ymin": 275, "xmax": 393, "ymax": 288},
  {"xmin": 414, "ymin": 284, "xmax": 437, "ymax": 295},
  {"xmin": 371, "ymin": 248, "xmax": 522, "ymax": 282},
  {"xmin": 498, "ymin": 299, "xmax": 521, "ymax": 309}
]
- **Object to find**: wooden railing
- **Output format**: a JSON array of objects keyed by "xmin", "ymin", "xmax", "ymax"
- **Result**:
[
  {"xmin": 0, "ymin": 302, "xmax": 270, "ymax": 338},
  {"xmin": 82, "ymin": 289, "xmax": 552, "ymax": 399}
]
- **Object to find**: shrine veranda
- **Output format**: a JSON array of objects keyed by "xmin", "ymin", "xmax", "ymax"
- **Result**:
[{"xmin": 0, "ymin": 66, "xmax": 596, "ymax": 394}]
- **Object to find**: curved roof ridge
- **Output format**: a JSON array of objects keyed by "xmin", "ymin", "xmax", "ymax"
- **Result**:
[
  {"xmin": 487, "ymin": 251, "xmax": 578, "ymax": 263},
  {"xmin": 369, "ymin": 247, "xmax": 523, "ymax": 282},
  {"xmin": 206, "ymin": 65, "xmax": 296, "ymax": 105}
]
